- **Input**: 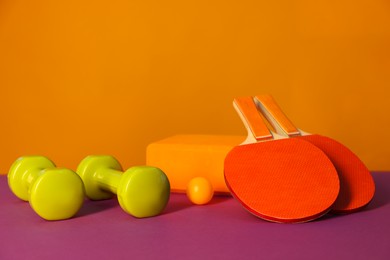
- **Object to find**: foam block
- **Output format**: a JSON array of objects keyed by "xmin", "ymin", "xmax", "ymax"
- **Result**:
[{"xmin": 146, "ymin": 135, "xmax": 245, "ymax": 194}]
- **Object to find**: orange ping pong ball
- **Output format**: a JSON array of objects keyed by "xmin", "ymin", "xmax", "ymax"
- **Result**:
[{"xmin": 186, "ymin": 177, "xmax": 214, "ymax": 205}]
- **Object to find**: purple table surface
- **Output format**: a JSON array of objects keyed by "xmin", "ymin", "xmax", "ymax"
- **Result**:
[{"xmin": 1, "ymin": 172, "xmax": 390, "ymax": 260}]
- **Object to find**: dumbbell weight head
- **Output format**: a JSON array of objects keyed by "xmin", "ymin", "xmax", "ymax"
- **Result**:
[
  {"xmin": 8, "ymin": 156, "xmax": 85, "ymax": 221},
  {"xmin": 117, "ymin": 166, "xmax": 170, "ymax": 218}
]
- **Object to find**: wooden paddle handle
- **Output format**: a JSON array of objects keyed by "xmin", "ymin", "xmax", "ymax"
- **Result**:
[
  {"xmin": 233, "ymin": 97, "xmax": 273, "ymax": 142},
  {"xmin": 254, "ymin": 95, "xmax": 301, "ymax": 137}
]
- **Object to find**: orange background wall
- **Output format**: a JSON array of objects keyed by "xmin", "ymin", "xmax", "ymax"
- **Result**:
[{"xmin": 0, "ymin": 0, "xmax": 389, "ymax": 173}]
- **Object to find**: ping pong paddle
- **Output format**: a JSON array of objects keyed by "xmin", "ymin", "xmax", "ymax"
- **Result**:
[
  {"xmin": 224, "ymin": 96, "xmax": 340, "ymax": 223},
  {"xmin": 254, "ymin": 94, "xmax": 375, "ymax": 213}
]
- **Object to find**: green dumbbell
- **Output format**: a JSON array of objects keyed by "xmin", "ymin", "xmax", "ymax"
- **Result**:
[
  {"xmin": 76, "ymin": 155, "xmax": 170, "ymax": 218},
  {"xmin": 8, "ymin": 156, "xmax": 85, "ymax": 220}
]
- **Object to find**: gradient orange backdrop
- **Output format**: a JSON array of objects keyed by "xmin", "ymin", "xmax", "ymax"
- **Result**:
[{"xmin": 0, "ymin": 0, "xmax": 389, "ymax": 173}]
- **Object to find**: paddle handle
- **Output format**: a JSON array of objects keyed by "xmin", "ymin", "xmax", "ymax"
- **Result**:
[
  {"xmin": 254, "ymin": 95, "xmax": 301, "ymax": 137},
  {"xmin": 233, "ymin": 97, "xmax": 273, "ymax": 144}
]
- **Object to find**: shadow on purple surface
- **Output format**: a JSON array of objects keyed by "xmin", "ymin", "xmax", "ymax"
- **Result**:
[
  {"xmin": 74, "ymin": 198, "xmax": 118, "ymax": 218},
  {"xmin": 319, "ymin": 172, "xmax": 390, "ymax": 222},
  {"xmin": 73, "ymin": 193, "xmax": 232, "ymax": 218},
  {"xmin": 162, "ymin": 193, "xmax": 231, "ymax": 215},
  {"xmin": 364, "ymin": 172, "xmax": 390, "ymax": 211}
]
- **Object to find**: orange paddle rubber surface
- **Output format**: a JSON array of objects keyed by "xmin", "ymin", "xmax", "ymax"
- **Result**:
[
  {"xmin": 224, "ymin": 137, "xmax": 340, "ymax": 223},
  {"xmin": 254, "ymin": 95, "xmax": 375, "ymax": 213},
  {"xmin": 224, "ymin": 97, "xmax": 340, "ymax": 223},
  {"xmin": 299, "ymin": 135, "xmax": 375, "ymax": 213}
]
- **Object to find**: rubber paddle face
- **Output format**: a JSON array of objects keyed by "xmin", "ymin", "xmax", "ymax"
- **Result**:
[
  {"xmin": 253, "ymin": 94, "xmax": 376, "ymax": 214},
  {"xmin": 224, "ymin": 138, "xmax": 340, "ymax": 223},
  {"xmin": 298, "ymin": 135, "xmax": 375, "ymax": 213}
]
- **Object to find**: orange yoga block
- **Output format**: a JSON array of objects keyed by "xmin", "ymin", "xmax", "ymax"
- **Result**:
[{"xmin": 146, "ymin": 135, "xmax": 245, "ymax": 194}]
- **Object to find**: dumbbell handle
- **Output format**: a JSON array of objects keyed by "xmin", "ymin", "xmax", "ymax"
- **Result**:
[
  {"xmin": 24, "ymin": 168, "xmax": 48, "ymax": 190},
  {"xmin": 95, "ymin": 168, "xmax": 122, "ymax": 194}
]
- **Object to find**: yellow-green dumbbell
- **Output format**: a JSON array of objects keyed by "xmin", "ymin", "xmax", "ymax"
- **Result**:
[
  {"xmin": 76, "ymin": 155, "xmax": 170, "ymax": 218},
  {"xmin": 8, "ymin": 156, "xmax": 85, "ymax": 220}
]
